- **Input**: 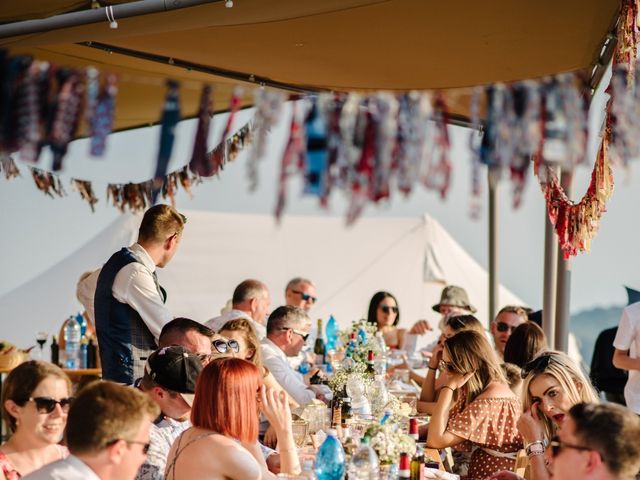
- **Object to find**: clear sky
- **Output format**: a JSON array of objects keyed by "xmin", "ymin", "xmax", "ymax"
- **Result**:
[{"xmin": 1, "ymin": 73, "xmax": 639, "ymax": 315}]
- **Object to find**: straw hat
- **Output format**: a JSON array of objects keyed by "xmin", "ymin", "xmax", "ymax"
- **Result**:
[{"xmin": 432, "ymin": 285, "xmax": 476, "ymax": 314}]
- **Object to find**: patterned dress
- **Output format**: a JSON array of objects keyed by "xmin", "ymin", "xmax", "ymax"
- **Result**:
[
  {"xmin": 0, "ymin": 450, "xmax": 20, "ymax": 480},
  {"xmin": 447, "ymin": 396, "xmax": 523, "ymax": 480}
]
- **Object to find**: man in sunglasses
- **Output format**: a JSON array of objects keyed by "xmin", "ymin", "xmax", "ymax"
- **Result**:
[
  {"xmin": 549, "ymin": 402, "xmax": 640, "ymax": 480},
  {"xmin": 490, "ymin": 305, "xmax": 528, "ymax": 359},
  {"xmin": 93, "ymin": 205, "xmax": 187, "ymax": 385},
  {"xmin": 206, "ymin": 279, "xmax": 271, "ymax": 339},
  {"xmin": 261, "ymin": 306, "xmax": 327, "ymax": 407},
  {"xmin": 25, "ymin": 381, "xmax": 159, "ymax": 480},
  {"xmin": 136, "ymin": 345, "xmax": 202, "ymax": 480},
  {"xmin": 285, "ymin": 277, "xmax": 317, "ymax": 313}
]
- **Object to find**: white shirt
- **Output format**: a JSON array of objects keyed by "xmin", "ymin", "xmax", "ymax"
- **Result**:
[
  {"xmin": 81, "ymin": 244, "xmax": 172, "ymax": 340},
  {"xmin": 205, "ymin": 310, "xmax": 266, "ymax": 339},
  {"xmin": 261, "ymin": 338, "xmax": 316, "ymax": 406},
  {"xmin": 614, "ymin": 302, "xmax": 640, "ymax": 413},
  {"xmin": 24, "ymin": 455, "xmax": 101, "ymax": 480}
]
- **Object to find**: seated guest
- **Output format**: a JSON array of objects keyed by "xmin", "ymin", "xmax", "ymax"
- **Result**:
[
  {"xmin": 503, "ymin": 321, "xmax": 548, "ymax": 369},
  {"xmin": 219, "ymin": 318, "xmax": 298, "ymax": 408},
  {"xmin": 1, "ymin": 361, "xmax": 71, "ymax": 478},
  {"xmin": 550, "ymin": 402, "xmax": 640, "ymax": 480},
  {"xmin": 489, "ymin": 350, "xmax": 600, "ymax": 480},
  {"xmin": 426, "ymin": 330, "xmax": 523, "ymax": 479},
  {"xmin": 158, "ymin": 318, "xmax": 215, "ymax": 360},
  {"xmin": 136, "ymin": 346, "xmax": 202, "ymax": 480},
  {"xmin": 490, "ymin": 306, "xmax": 528, "ymax": 359},
  {"xmin": 205, "ymin": 279, "xmax": 271, "ymax": 339},
  {"xmin": 261, "ymin": 306, "xmax": 325, "ymax": 407},
  {"xmin": 165, "ymin": 358, "xmax": 300, "ymax": 479},
  {"xmin": 284, "ymin": 278, "xmax": 317, "ymax": 313},
  {"xmin": 25, "ymin": 381, "xmax": 159, "ymax": 480}
]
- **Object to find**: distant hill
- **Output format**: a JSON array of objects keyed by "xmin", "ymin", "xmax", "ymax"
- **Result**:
[{"xmin": 571, "ymin": 305, "xmax": 624, "ymax": 367}]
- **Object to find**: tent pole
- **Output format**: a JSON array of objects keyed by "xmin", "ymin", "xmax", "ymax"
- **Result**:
[
  {"xmin": 488, "ymin": 167, "xmax": 499, "ymax": 325},
  {"xmin": 542, "ymin": 165, "xmax": 559, "ymax": 343},
  {"xmin": 554, "ymin": 169, "xmax": 573, "ymax": 352},
  {"xmin": 0, "ymin": 0, "xmax": 221, "ymax": 39}
]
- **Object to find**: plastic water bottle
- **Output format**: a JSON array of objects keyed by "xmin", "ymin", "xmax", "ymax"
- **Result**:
[
  {"xmin": 315, "ymin": 429, "xmax": 345, "ymax": 480},
  {"xmin": 300, "ymin": 458, "xmax": 317, "ymax": 479},
  {"xmin": 64, "ymin": 316, "xmax": 81, "ymax": 369},
  {"xmin": 75, "ymin": 312, "xmax": 87, "ymax": 337},
  {"xmin": 348, "ymin": 437, "xmax": 380, "ymax": 480},
  {"xmin": 325, "ymin": 315, "xmax": 339, "ymax": 350},
  {"xmin": 368, "ymin": 375, "xmax": 389, "ymax": 416},
  {"xmin": 80, "ymin": 337, "xmax": 89, "ymax": 369}
]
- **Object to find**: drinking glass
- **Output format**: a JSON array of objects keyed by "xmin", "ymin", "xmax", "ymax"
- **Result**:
[
  {"xmin": 291, "ymin": 419, "xmax": 309, "ymax": 447},
  {"xmin": 34, "ymin": 331, "xmax": 48, "ymax": 360}
]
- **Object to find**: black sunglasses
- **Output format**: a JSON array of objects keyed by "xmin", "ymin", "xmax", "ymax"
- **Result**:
[
  {"xmin": 28, "ymin": 396, "xmax": 74, "ymax": 414},
  {"xmin": 549, "ymin": 435, "xmax": 595, "ymax": 458},
  {"xmin": 108, "ymin": 439, "xmax": 151, "ymax": 455},
  {"xmin": 283, "ymin": 327, "xmax": 310, "ymax": 342},
  {"xmin": 439, "ymin": 359, "xmax": 457, "ymax": 373},
  {"xmin": 380, "ymin": 305, "xmax": 399, "ymax": 314},
  {"xmin": 213, "ymin": 339, "xmax": 240, "ymax": 354},
  {"xmin": 495, "ymin": 321, "xmax": 518, "ymax": 333},
  {"xmin": 447, "ymin": 316, "xmax": 467, "ymax": 330},
  {"xmin": 292, "ymin": 290, "xmax": 317, "ymax": 303},
  {"xmin": 521, "ymin": 354, "xmax": 553, "ymax": 379}
]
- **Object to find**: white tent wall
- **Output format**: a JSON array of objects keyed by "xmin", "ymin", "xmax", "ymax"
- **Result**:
[{"xmin": 0, "ymin": 209, "xmax": 522, "ymax": 351}]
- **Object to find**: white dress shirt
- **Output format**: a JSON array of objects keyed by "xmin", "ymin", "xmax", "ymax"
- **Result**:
[
  {"xmin": 24, "ymin": 455, "xmax": 101, "ymax": 480},
  {"xmin": 261, "ymin": 338, "xmax": 315, "ymax": 406},
  {"xmin": 614, "ymin": 302, "xmax": 640, "ymax": 413},
  {"xmin": 206, "ymin": 310, "xmax": 266, "ymax": 339}
]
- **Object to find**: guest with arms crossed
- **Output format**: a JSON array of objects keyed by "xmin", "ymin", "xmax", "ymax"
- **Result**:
[
  {"xmin": 1, "ymin": 361, "xmax": 72, "ymax": 479},
  {"xmin": 25, "ymin": 381, "xmax": 159, "ymax": 480},
  {"xmin": 426, "ymin": 330, "xmax": 523, "ymax": 480},
  {"xmin": 94, "ymin": 204, "xmax": 187, "ymax": 384},
  {"xmin": 487, "ymin": 351, "xmax": 599, "ymax": 480},
  {"xmin": 164, "ymin": 358, "xmax": 300, "ymax": 479}
]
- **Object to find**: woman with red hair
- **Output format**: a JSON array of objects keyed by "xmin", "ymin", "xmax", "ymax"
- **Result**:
[{"xmin": 165, "ymin": 357, "xmax": 300, "ymax": 479}]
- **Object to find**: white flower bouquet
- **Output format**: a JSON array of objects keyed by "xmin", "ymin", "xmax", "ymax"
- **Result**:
[{"xmin": 365, "ymin": 423, "xmax": 416, "ymax": 465}]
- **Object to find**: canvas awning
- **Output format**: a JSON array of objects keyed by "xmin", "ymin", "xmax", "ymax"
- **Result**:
[{"xmin": 0, "ymin": 0, "xmax": 621, "ymax": 131}]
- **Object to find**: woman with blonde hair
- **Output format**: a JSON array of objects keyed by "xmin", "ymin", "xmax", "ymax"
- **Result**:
[
  {"xmin": 219, "ymin": 319, "xmax": 298, "ymax": 408},
  {"xmin": 426, "ymin": 330, "xmax": 523, "ymax": 479},
  {"xmin": 487, "ymin": 351, "xmax": 599, "ymax": 480},
  {"xmin": 0, "ymin": 361, "xmax": 72, "ymax": 478}
]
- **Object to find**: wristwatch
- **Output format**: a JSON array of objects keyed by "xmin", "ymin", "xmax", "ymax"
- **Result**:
[{"xmin": 525, "ymin": 440, "xmax": 545, "ymax": 457}]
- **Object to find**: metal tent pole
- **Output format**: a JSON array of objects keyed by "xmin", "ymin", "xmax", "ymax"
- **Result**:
[
  {"xmin": 554, "ymin": 169, "xmax": 573, "ymax": 352},
  {"xmin": 488, "ymin": 168, "xmax": 499, "ymax": 324},
  {"xmin": 0, "ymin": 0, "xmax": 221, "ymax": 39},
  {"xmin": 542, "ymin": 165, "xmax": 559, "ymax": 343}
]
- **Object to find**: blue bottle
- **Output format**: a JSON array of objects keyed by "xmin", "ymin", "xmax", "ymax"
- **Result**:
[
  {"xmin": 75, "ymin": 312, "xmax": 87, "ymax": 337},
  {"xmin": 325, "ymin": 315, "xmax": 338, "ymax": 350},
  {"xmin": 315, "ymin": 429, "xmax": 345, "ymax": 480},
  {"xmin": 79, "ymin": 337, "xmax": 88, "ymax": 369}
]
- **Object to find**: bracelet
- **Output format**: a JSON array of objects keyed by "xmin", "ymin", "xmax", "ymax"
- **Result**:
[
  {"xmin": 441, "ymin": 385, "xmax": 456, "ymax": 393},
  {"xmin": 428, "ymin": 366, "xmax": 438, "ymax": 371},
  {"xmin": 525, "ymin": 440, "xmax": 545, "ymax": 457}
]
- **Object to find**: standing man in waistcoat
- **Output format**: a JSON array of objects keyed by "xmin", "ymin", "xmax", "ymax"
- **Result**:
[{"xmin": 95, "ymin": 204, "xmax": 186, "ymax": 384}]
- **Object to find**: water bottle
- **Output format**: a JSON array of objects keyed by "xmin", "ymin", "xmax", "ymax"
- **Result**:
[
  {"xmin": 315, "ymin": 429, "xmax": 345, "ymax": 480},
  {"xmin": 80, "ymin": 337, "xmax": 89, "ymax": 369},
  {"xmin": 325, "ymin": 315, "xmax": 339, "ymax": 350},
  {"xmin": 300, "ymin": 458, "xmax": 317, "ymax": 479},
  {"xmin": 368, "ymin": 375, "xmax": 389, "ymax": 417},
  {"xmin": 64, "ymin": 316, "xmax": 81, "ymax": 369},
  {"xmin": 75, "ymin": 312, "xmax": 87, "ymax": 337},
  {"xmin": 348, "ymin": 437, "xmax": 380, "ymax": 480}
]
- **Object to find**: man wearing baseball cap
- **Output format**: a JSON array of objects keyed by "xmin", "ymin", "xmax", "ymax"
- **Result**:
[{"xmin": 136, "ymin": 345, "xmax": 201, "ymax": 480}]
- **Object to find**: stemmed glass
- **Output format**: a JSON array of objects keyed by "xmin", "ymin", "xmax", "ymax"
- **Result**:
[{"xmin": 35, "ymin": 331, "xmax": 48, "ymax": 360}]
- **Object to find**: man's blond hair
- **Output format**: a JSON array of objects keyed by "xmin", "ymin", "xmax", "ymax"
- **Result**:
[{"xmin": 138, "ymin": 204, "xmax": 186, "ymax": 244}]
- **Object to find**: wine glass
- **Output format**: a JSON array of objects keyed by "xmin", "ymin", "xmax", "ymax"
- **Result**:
[
  {"xmin": 291, "ymin": 419, "xmax": 309, "ymax": 448},
  {"xmin": 35, "ymin": 331, "xmax": 48, "ymax": 360}
]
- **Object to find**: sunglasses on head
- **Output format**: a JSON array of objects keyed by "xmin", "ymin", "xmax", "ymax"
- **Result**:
[
  {"xmin": 495, "ymin": 321, "xmax": 518, "ymax": 333},
  {"xmin": 380, "ymin": 305, "xmax": 399, "ymax": 314},
  {"xmin": 28, "ymin": 396, "xmax": 74, "ymax": 414},
  {"xmin": 292, "ymin": 290, "xmax": 317, "ymax": 304},
  {"xmin": 549, "ymin": 436, "xmax": 595, "ymax": 458},
  {"xmin": 212, "ymin": 339, "xmax": 240, "ymax": 354},
  {"xmin": 108, "ymin": 439, "xmax": 151, "ymax": 455},
  {"xmin": 521, "ymin": 354, "xmax": 553, "ymax": 379}
]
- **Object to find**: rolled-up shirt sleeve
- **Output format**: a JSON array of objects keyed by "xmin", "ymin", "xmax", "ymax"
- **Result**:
[
  {"xmin": 112, "ymin": 263, "xmax": 172, "ymax": 340},
  {"xmin": 262, "ymin": 347, "xmax": 316, "ymax": 406}
]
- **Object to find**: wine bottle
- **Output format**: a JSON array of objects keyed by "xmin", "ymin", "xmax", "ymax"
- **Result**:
[
  {"xmin": 314, "ymin": 318, "xmax": 326, "ymax": 366},
  {"xmin": 50, "ymin": 335, "xmax": 59, "ymax": 366},
  {"xmin": 410, "ymin": 443, "xmax": 425, "ymax": 480},
  {"xmin": 399, "ymin": 452, "xmax": 411, "ymax": 479}
]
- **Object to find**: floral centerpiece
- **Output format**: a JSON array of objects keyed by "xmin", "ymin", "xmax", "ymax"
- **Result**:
[
  {"xmin": 337, "ymin": 318, "xmax": 384, "ymax": 364},
  {"xmin": 365, "ymin": 423, "xmax": 416, "ymax": 465},
  {"xmin": 328, "ymin": 360, "xmax": 372, "ymax": 398}
]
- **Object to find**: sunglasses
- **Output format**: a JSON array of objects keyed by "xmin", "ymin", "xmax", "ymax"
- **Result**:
[
  {"xmin": 380, "ymin": 305, "xmax": 399, "ymax": 314},
  {"xmin": 447, "ymin": 316, "xmax": 467, "ymax": 330},
  {"xmin": 495, "ymin": 321, "xmax": 518, "ymax": 333},
  {"xmin": 549, "ymin": 436, "xmax": 594, "ymax": 458},
  {"xmin": 292, "ymin": 290, "xmax": 317, "ymax": 304},
  {"xmin": 521, "ymin": 354, "xmax": 553, "ymax": 379},
  {"xmin": 28, "ymin": 396, "xmax": 74, "ymax": 414},
  {"xmin": 438, "ymin": 359, "xmax": 457, "ymax": 373},
  {"xmin": 212, "ymin": 339, "xmax": 240, "ymax": 354},
  {"xmin": 108, "ymin": 439, "xmax": 151, "ymax": 455}
]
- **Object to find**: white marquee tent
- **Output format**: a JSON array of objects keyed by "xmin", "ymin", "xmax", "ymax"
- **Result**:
[{"xmin": 0, "ymin": 209, "xmax": 523, "ymax": 350}]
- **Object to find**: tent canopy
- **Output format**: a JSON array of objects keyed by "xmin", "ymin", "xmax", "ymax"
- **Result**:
[
  {"xmin": 0, "ymin": 210, "xmax": 523, "ymax": 349},
  {"xmin": 1, "ymin": 0, "xmax": 620, "ymax": 131}
]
